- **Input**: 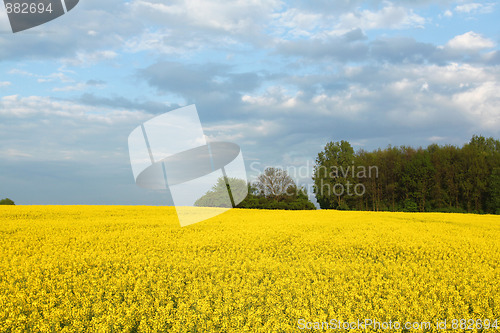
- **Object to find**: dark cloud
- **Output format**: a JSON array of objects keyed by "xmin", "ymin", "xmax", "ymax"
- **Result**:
[
  {"xmin": 370, "ymin": 37, "xmax": 438, "ymax": 64},
  {"xmin": 78, "ymin": 93, "xmax": 181, "ymax": 114},
  {"xmin": 276, "ymin": 33, "xmax": 499, "ymax": 66},
  {"xmin": 139, "ymin": 62, "xmax": 263, "ymax": 96},
  {"xmin": 343, "ymin": 28, "xmax": 368, "ymax": 42},
  {"xmin": 276, "ymin": 35, "xmax": 370, "ymax": 62},
  {"xmin": 137, "ymin": 61, "xmax": 267, "ymax": 122}
]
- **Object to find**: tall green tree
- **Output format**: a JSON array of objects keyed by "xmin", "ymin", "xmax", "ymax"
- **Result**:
[{"xmin": 313, "ymin": 140, "xmax": 355, "ymax": 210}]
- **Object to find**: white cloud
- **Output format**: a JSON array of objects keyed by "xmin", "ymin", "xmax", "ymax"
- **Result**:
[
  {"xmin": 239, "ymin": 60, "xmax": 500, "ymax": 138},
  {"xmin": 186, "ymin": 0, "xmax": 281, "ymax": 33},
  {"xmin": 0, "ymin": 81, "xmax": 11, "ymax": 87},
  {"xmin": 0, "ymin": 95, "xmax": 149, "ymax": 125},
  {"xmin": 129, "ymin": 0, "xmax": 281, "ymax": 35},
  {"xmin": 336, "ymin": 4, "xmax": 426, "ymax": 32},
  {"xmin": 413, "ymin": 62, "xmax": 496, "ymax": 86},
  {"xmin": 443, "ymin": 10, "xmax": 453, "ymax": 17},
  {"xmin": 446, "ymin": 31, "xmax": 495, "ymax": 51},
  {"xmin": 130, "ymin": 1, "xmax": 185, "ymax": 15},
  {"xmin": 3, "ymin": 149, "xmax": 32, "ymax": 158},
  {"xmin": 8, "ymin": 69, "xmax": 34, "ymax": 76},
  {"xmin": 272, "ymin": 8, "xmax": 325, "ymax": 38},
  {"xmin": 0, "ymin": 95, "xmax": 155, "ymax": 164},
  {"xmin": 242, "ymin": 86, "xmax": 303, "ymax": 110},
  {"xmin": 62, "ymin": 50, "xmax": 118, "ymax": 67},
  {"xmin": 272, "ymin": 3, "xmax": 427, "ymax": 40},
  {"xmin": 456, "ymin": 3, "xmax": 482, "ymax": 13},
  {"xmin": 203, "ymin": 120, "xmax": 281, "ymax": 142},
  {"xmin": 9, "ymin": 69, "xmax": 74, "ymax": 84},
  {"xmin": 271, "ymin": 1, "xmax": 429, "ymax": 40},
  {"xmin": 455, "ymin": 2, "xmax": 495, "ymax": 14},
  {"xmin": 52, "ymin": 83, "xmax": 88, "ymax": 92},
  {"xmin": 453, "ymin": 81, "xmax": 500, "ymax": 129},
  {"xmin": 125, "ymin": 29, "xmax": 210, "ymax": 54}
]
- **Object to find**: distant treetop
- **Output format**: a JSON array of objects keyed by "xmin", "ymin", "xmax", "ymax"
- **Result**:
[{"xmin": 0, "ymin": 198, "xmax": 15, "ymax": 205}]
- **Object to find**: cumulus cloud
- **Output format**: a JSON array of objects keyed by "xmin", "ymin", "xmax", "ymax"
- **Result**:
[
  {"xmin": 236, "ymin": 61, "xmax": 500, "ymax": 143},
  {"xmin": 452, "ymin": 81, "xmax": 500, "ymax": 129},
  {"xmin": 446, "ymin": 31, "xmax": 495, "ymax": 51},
  {"xmin": 271, "ymin": 2, "xmax": 427, "ymax": 41}
]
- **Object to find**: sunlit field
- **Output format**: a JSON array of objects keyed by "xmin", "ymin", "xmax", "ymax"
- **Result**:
[{"xmin": 1, "ymin": 206, "xmax": 499, "ymax": 332}]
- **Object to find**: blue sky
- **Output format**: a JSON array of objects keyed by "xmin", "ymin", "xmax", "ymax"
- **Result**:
[{"xmin": 0, "ymin": 0, "xmax": 499, "ymax": 205}]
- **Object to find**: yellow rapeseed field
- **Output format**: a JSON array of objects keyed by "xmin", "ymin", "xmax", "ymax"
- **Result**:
[{"xmin": 0, "ymin": 206, "xmax": 499, "ymax": 332}]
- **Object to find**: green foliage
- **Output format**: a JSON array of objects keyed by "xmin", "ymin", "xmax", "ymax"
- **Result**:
[
  {"xmin": 487, "ymin": 168, "xmax": 500, "ymax": 214},
  {"xmin": 312, "ymin": 140, "xmax": 355, "ymax": 210},
  {"xmin": 194, "ymin": 177, "xmax": 247, "ymax": 208},
  {"xmin": 237, "ymin": 184, "xmax": 316, "ymax": 210},
  {"xmin": 313, "ymin": 135, "xmax": 500, "ymax": 214},
  {"xmin": 194, "ymin": 173, "xmax": 317, "ymax": 211},
  {"xmin": 0, "ymin": 198, "xmax": 15, "ymax": 205},
  {"xmin": 402, "ymin": 199, "xmax": 418, "ymax": 212}
]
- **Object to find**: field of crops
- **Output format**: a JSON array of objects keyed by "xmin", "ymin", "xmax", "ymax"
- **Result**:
[{"xmin": 0, "ymin": 206, "xmax": 499, "ymax": 332}]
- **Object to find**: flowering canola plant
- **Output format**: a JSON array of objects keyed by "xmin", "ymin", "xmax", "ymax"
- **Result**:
[{"xmin": 0, "ymin": 206, "xmax": 499, "ymax": 332}]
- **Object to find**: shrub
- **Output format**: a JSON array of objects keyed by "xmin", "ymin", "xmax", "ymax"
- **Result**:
[{"xmin": 0, "ymin": 198, "xmax": 15, "ymax": 205}]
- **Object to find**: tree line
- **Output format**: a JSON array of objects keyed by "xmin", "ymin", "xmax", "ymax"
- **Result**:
[
  {"xmin": 238, "ymin": 167, "xmax": 316, "ymax": 210},
  {"xmin": 313, "ymin": 135, "xmax": 500, "ymax": 214},
  {"xmin": 195, "ymin": 167, "xmax": 316, "ymax": 210}
]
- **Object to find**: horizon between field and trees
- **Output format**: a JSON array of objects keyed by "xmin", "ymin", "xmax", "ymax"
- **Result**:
[
  {"xmin": 2, "ymin": 136, "xmax": 498, "ymax": 214},
  {"xmin": 195, "ymin": 135, "xmax": 499, "ymax": 214}
]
